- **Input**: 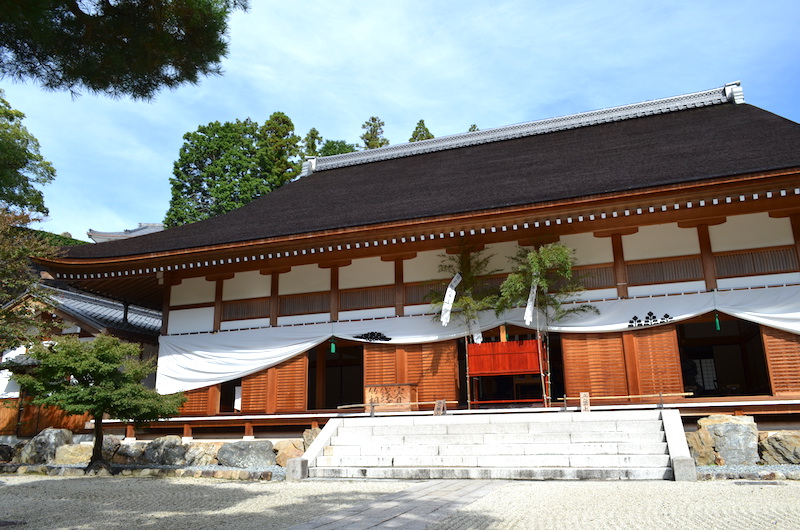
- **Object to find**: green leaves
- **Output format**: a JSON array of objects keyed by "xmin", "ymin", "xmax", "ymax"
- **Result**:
[
  {"xmin": 428, "ymin": 247, "xmax": 500, "ymax": 327},
  {"xmin": 6, "ymin": 335, "xmax": 185, "ymax": 421},
  {"xmin": 0, "ymin": 90, "xmax": 55, "ymax": 215},
  {"xmin": 0, "ymin": 1, "xmax": 249, "ymax": 100},
  {"xmin": 409, "ymin": 120, "xmax": 434, "ymax": 142},
  {"xmin": 360, "ymin": 117, "xmax": 390, "ymax": 149},
  {"xmin": 164, "ymin": 111, "xmax": 301, "ymax": 227}
]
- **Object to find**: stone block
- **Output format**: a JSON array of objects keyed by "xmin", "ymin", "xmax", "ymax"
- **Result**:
[
  {"xmin": 670, "ymin": 456, "xmax": 697, "ymax": 482},
  {"xmin": 285, "ymin": 458, "xmax": 308, "ymax": 481},
  {"xmin": 698, "ymin": 415, "xmax": 759, "ymax": 465},
  {"xmin": 759, "ymin": 431, "xmax": 800, "ymax": 464},
  {"xmin": 54, "ymin": 444, "xmax": 92, "ymax": 465},
  {"xmin": 217, "ymin": 440, "xmax": 276, "ymax": 468},
  {"xmin": 143, "ymin": 435, "xmax": 186, "ymax": 466}
]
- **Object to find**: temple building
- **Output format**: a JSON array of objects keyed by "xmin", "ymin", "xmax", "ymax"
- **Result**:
[{"xmin": 34, "ymin": 82, "xmax": 800, "ymax": 437}]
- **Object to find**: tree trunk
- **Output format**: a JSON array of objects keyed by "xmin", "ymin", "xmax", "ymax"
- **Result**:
[{"xmin": 84, "ymin": 415, "xmax": 112, "ymax": 474}]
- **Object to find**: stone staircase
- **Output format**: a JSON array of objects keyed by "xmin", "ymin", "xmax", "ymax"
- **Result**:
[{"xmin": 299, "ymin": 409, "xmax": 696, "ymax": 481}]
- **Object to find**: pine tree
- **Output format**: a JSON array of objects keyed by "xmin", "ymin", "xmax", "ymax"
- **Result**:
[
  {"xmin": 360, "ymin": 117, "xmax": 390, "ymax": 149},
  {"xmin": 409, "ymin": 119, "xmax": 434, "ymax": 142}
]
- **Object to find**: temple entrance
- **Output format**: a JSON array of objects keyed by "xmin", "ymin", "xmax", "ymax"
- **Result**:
[
  {"xmin": 677, "ymin": 315, "xmax": 770, "ymax": 397},
  {"xmin": 307, "ymin": 341, "xmax": 364, "ymax": 410}
]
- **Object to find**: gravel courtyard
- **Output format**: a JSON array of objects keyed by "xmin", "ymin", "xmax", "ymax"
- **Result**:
[{"xmin": 1, "ymin": 475, "xmax": 800, "ymax": 529}]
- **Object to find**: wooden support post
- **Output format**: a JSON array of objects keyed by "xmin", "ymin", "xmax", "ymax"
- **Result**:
[
  {"xmin": 125, "ymin": 424, "xmax": 136, "ymax": 440},
  {"xmin": 244, "ymin": 422, "xmax": 254, "ymax": 439},
  {"xmin": 182, "ymin": 424, "xmax": 192, "ymax": 440},
  {"xmin": 311, "ymin": 420, "xmax": 319, "ymax": 430}
]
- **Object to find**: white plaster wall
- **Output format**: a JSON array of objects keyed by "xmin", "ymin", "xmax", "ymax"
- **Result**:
[
  {"xmin": 717, "ymin": 272, "xmax": 800, "ymax": 290},
  {"xmin": 171, "ymin": 277, "xmax": 215, "ymax": 305},
  {"xmin": 709, "ymin": 213, "xmax": 794, "ymax": 252},
  {"xmin": 168, "ymin": 307, "xmax": 214, "ymax": 334},
  {"xmin": 223, "ymin": 270, "xmax": 270, "ymax": 301},
  {"xmin": 485, "ymin": 241, "xmax": 522, "ymax": 274},
  {"xmin": 628, "ymin": 281, "xmax": 707, "ymax": 297},
  {"xmin": 339, "ymin": 257, "xmax": 394, "ymax": 289},
  {"xmin": 339, "ymin": 307, "xmax": 396, "ymax": 320},
  {"xmin": 279, "ymin": 264, "xmax": 330, "ymax": 295},
  {"xmin": 623, "ymin": 223, "xmax": 700, "ymax": 260},
  {"xmin": 277, "ymin": 313, "xmax": 330, "ymax": 326},
  {"xmin": 404, "ymin": 250, "xmax": 452, "ymax": 283},
  {"xmin": 559, "ymin": 233, "xmax": 613, "ymax": 265}
]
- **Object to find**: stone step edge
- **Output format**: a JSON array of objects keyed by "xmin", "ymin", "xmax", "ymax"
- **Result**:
[{"xmin": 308, "ymin": 466, "xmax": 675, "ymax": 480}]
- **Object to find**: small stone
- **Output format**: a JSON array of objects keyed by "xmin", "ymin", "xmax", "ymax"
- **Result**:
[
  {"xmin": 785, "ymin": 470, "xmax": 800, "ymax": 480},
  {"xmin": 121, "ymin": 469, "xmax": 132, "ymax": 476},
  {"xmin": 757, "ymin": 471, "xmax": 786, "ymax": 480},
  {"xmin": 259, "ymin": 471, "xmax": 273, "ymax": 481},
  {"xmin": 63, "ymin": 467, "xmax": 84, "ymax": 477}
]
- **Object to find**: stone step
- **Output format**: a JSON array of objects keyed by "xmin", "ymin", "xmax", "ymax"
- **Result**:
[
  {"xmin": 337, "ymin": 410, "xmax": 663, "ymax": 428},
  {"xmin": 323, "ymin": 441, "xmax": 668, "ymax": 457},
  {"xmin": 337, "ymin": 420, "xmax": 665, "ymax": 437},
  {"xmin": 308, "ymin": 466, "xmax": 674, "ymax": 481},
  {"xmin": 329, "ymin": 430, "xmax": 666, "ymax": 447},
  {"xmin": 315, "ymin": 453, "xmax": 670, "ymax": 468}
]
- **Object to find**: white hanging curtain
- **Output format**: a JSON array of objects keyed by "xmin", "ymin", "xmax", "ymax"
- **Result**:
[{"xmin": 156, "ymin": 285, "xmax": 800, "ymax": 394}]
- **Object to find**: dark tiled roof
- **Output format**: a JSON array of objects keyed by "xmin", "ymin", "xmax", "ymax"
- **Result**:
[
  {"xmin": 46, "ymin": 287, "xmax": 161, "ymax": 337},
  {"xmin": 65, "ymin": 103, "xmax": 800, "ymax": 260}
]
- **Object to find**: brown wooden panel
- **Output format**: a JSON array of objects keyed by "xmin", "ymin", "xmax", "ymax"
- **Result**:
[
  {"xmin": 626, "ymin": 257, "xmax": 703, "ymax": 285},
  {"xmin": 339, "ymin": 286, "xmax": 395, "ymax": 311},
  {"xmin": 221, "ymin": 298, "xmax": 270, "ymax": 321},
  {"xmin": 241, "ymin": 368, "xmax": 270, "ymax": 413},
  {"xmin": 626, "ymin": 325, "xmax": 684, "ymax": 396},
  {"xmin": 574, "ymin": 264, "xmax": 615, "ymax": 290},
  {"xmin": 562, "ymin": 333, "xmax": 628, "ymax": 397},
  {"xmin": 404, "ymin": 281, "xmax": 446, "ymax": 306},
  {"xmin": 405, "ymin": 341, "xmax": 459, "ymax": 405},
  {"xmin": 715, "ymin": 246, "xmax": 799, "ymax": 278},
  {"xmin": 279, "ymin": 292, "xmax": 329, "ymax": 316},
  {"xmin": 468, "ymin": 340, "xmax": 542, "ymax": 376},
  {"xmin": 364, "ymin": 343, "xmax": 398, "ymax": 385},
  {"xmin": 762, "ymin": 326, "xmax": 800, "ymax": 396},
  {"xmin": 179, "ymin": 387, "xmax": 210, "ymax": 416},
  {"xmin": 273, "ymin": 355, "xmax": 308, "ymax": 412},
  {"xmin": 0, "ymin": 399, "xmax": 18, "ymax": 434},
  {"xmin": 17, "ymin": 401, "xmax": 91, "ymax": 436}
]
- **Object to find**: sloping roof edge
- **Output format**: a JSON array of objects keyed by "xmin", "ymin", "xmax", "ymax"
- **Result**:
[{"xmin": 302, "ymin": 81, "xmax": 745, "ymax": 176}]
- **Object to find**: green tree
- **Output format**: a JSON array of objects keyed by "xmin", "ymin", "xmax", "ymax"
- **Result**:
[
  {"xmin": 302, "ymin": 127, "xmax": 323, "ymax": 158},
  {"xmin": 409, "ymin": 119, "xmax": 434, "ymax": 142},
  {"xmin": 4, "ymin": 335, "xmax": 185, "ymax": 472},
  {"xmin": 468, "ymin": 124, "xmax": 479, "ymax": 132},
  {"xmin": 0, "ymin": 211, "xmax": 60, "ymax": 353},
  {"xmin": 0, "ymin": 90, "xmax": 55, "ymax": 215},
  {"xmin": 164, "ymin": 118, "xmax": 264, "ymax": 227},
  {"xmin": 258, "ymin": 111, "xmax": 301, "ymax": 188},
  {"xmin": 0, "ymin": 1, "xmax": 249, "ymax": 100},
  {"xmin": 360, "ymin": 116, "xmax": 389, "ymax": 149},
  {"xmin": 319, "ymin": 139, "xmax": 357, "ymax": 157}
]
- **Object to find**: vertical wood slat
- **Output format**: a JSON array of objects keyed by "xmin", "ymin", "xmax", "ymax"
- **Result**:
[
  {"xmin": 561, "ymin": 333, "xmax": 629, "ymax": 398},
  {"xmin": 762, "ymin": 326, "xmax": 800, "ymax": 396},
  {"xmin": 364, "ymin": 343, "xmax": 398, "ymax": 386},
  {"xmin": 179, "ymin": 387, "xmax": 210, "ymax": 416},
  {"xmin": 272, "ymin": 354, "xmax": 308, "ymax": 412},
  {"xmin": 627, "ymin": 325, "xmax": 684, "ymax": 396},
  {"xmin": 409, "ymin": 341, "xmax": 459, "ymax": 405},
  {"xmin": 241, "ymin": 368, "xmax": 270, "ymax": 413}
]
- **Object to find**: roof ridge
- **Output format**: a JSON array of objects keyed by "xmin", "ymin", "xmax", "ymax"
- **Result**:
[{"xmin": 301, "ymin": 81, "xmax": 744, "ymax": 175}]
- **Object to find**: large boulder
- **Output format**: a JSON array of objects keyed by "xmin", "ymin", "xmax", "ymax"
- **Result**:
[
  {"xmin": 759, "ymin": 431, "xmax": 800, "ymax": 464},
  {"xmin": 185, "ymin": 442, "xmax": 223, "ymax": 466},
  {"xmin": 143, "ymin": 435, "xmax": 187, "ymax": 466},
  {"xmin": 55, "ymin": 444, "xmax": 92, "ymax": 465},
  {"xmin": 686, "ymin": 427, "xmax": 720, "ymax": 466},
  {"xmin": 274, "ymin": 439, "xmax": 304, "ymax": 467},
  {"xmin": 217, "ymin": 441, "xmax": 276, "ymax": 469},
  {"xmin": 113, "ymin": 441, "xmax": 147, "ymax": 465},
  {"xmin": 695, "ymin": 415, "xmax": 759, "ymax": 465},
  {"xmin": 18, "ymin": 428, "xmax": 73, "ymax": 464}
]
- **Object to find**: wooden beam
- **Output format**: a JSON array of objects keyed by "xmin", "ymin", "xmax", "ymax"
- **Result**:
[
  {"xmin": 270, "ymin": 274, "xmax": 280, "ymax": 327},
  {"xmin": 329, "ymin": 266, "xmax": 339, "ymax": 321},
  {"xmin": 394, "ymin": 259, "xmax": 404, "ymax": 317},
  {"xmin": 213, "ymin": 279, "xmax": 223, "ymax": 332}
]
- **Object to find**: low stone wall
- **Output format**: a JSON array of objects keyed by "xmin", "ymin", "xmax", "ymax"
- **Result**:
[{"xmin": 0, "ymin": 427, "xmax": 321, "ymax": 481}]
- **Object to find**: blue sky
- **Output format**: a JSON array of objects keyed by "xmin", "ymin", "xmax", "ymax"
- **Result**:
[{"xmin": 4, "ymin": 1, "xmax": 800, "ymax": 241}]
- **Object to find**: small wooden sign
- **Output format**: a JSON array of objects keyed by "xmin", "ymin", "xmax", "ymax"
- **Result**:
[
  {"xmin": 580, "ymin": 392, "xmax": 591, "ymax": 412},
  {"xmin": 433, "ymin": 400, "xmax": 447, "ymax": 416}
]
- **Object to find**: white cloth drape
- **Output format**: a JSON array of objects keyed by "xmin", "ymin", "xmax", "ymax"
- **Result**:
[{"xmin": 156, "ymin": 285, "xmax": 800, "ymax": 394}]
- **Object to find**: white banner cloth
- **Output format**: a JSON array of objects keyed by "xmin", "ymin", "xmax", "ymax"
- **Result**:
[{"xmin": 156, "ymin": 285, "xmax": 800, "ymax": 394}]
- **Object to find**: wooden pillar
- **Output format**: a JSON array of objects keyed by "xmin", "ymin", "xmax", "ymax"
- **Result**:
[
  {"xmin": 330, "ymin": 266, "xmax": 339, "ymax": 321},
  {"xmin": 394, "ymin": 259, "xmax": 404, "ymax": 317},
  {"xmin": 611, "ymin": 233, "xmax": 629, "ymax": 298},
  {"xmin": 696, "ymin": 224, "xmax": 718, "ymax": 290},
  {"xmin": 270, "ymin": 273, "xmax": 280, "ymax": 327},
  {"xmin": 125, "ymin": 424, "xmax": 136, "ymax": 439},
  {"xmin": 790, "ymin": 214, "xmax": 800, "ymax": 266},
  {"xmin": 244, "ymin": 422, "xmax": 254, "ymax": 439},
  {"xmin": 213, "ymin": 279, "xmax": 224, "ymax": 332},
  {"xmin": 160, "ymin": 279, "xmax": 172, "ymax": 335},
  {"xmin": 182, "ymin": 423, "xmax": 192, "ymax": 439}
]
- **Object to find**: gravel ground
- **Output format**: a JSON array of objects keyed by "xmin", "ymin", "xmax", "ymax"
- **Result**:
[{"xmin": 2, "ymin": 474, "xmax": 800, "ymax": 529}]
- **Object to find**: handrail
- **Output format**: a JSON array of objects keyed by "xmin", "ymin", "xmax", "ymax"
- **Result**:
[{"xmin": 555, "ymin": 392, "xmax": 694, "ymax": 411}]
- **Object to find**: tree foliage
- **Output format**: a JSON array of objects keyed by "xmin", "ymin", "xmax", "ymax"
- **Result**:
[
  {"xmin": 0, "ymin": 90, "xmax": 55, "ymax": 215},
  {"xmin": 409, "ymin": 119, "xmax": 434, "ymax": 142},
  {"xmin": 319, "ymin": 139, "xmax": 357, "ymax": 157},
  {"xmin": 302, "ymin": 127, "xmax": 323, "ymax": 158},
  {"xmin": 164, "ymin": 111, "xmax": 301, "ymax": 227},
  {"xmin": 495, "ymin": 243, "xmax": 595, "ymax": 323},
  {"xmin": 468, "ymin": 124, "xmax": 479, "ymax": 132},
  {"xmin": 0, "ymin": 210, "xmax": 60, "ymax": 353},
  {"xmin": 428, "ymin": 247, "xmax": 499, "ymax": 329},
  {"xmin": 4, "ymin": 335, "xmax": 185, "ymax": 471},
  {"xmin": 360, "ymin": 116, "xmax": 389, "ymax": 149},
  {"xmin": 0, "ymin": 0, "xmax": 249, "ymax": 100}
]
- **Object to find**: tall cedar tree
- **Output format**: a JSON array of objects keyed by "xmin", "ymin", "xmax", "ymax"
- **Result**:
[
  {"xmin": 0, "ymin": 1, "xmax": 249, "ymax": 100},
  {"xmin": 360, "ymin": 117, "xmax": 390, "ymax": 149},
  {"xmin": 409, "ymin": 119, "xmax": 434, "ymax": 142},
  {"xmin": 164, "ymin": 112, "xmax": 301, "ymax": 227},
  {"xmin": 302, "ymin": 127, "xmax": 323, "ymax": 158},
  {"xmin": 4, "ymin": 335, "xmax": 185, "ymax": 472}
]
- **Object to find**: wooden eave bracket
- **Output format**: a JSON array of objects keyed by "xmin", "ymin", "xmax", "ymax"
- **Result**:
[
  {"xmin": 677, "ymin": 217, "xmax": 727, "ymax": 228},
  {"xmin": 380, "ymin": 252, "xmax": 418, "ymax": 262},
  {"xmin": 517, "ymin": 235, "xmax": 561, "ymax": 247},
  {"xmin": 593, "ymin": 227, "xmax": 639, "ymax": 238},
  {"xmin": 318, "ymin": 259, "xmax": 352, "ymax": 269}
]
